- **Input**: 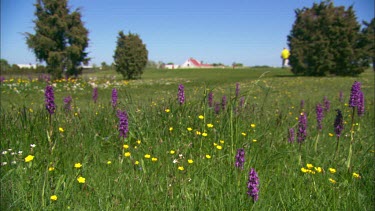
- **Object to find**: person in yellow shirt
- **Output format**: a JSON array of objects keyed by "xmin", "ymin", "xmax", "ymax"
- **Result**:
[{"xmin": 281, "ymin": 48, "xmax": 290, "ymax": 68}]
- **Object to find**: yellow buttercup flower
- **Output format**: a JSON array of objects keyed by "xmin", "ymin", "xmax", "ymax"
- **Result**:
[
  {"xmin": 123, "ymin": 144, "xmax": 129, "ymax": 149},
  {"xmin": 178, "ymin": 166, "xmax": 184, "ymax": 171},
  {"xmin": 241, "ymin": 132, "xmax": 246, "ymax": 136},
  {"xmin": 136, "ymin": 140, "xmax": 141, "ymax": 144},
  {"xmin": 352, "ymin": 172, "xmax": 360, "ymax": 179},
  {"xmin": 216, "ymin": 145, "xmax": 222, "ymax": 150},
  {"xmin": 59, "ymin": 127, "xmax": 64, "ymax": 132},
  {"xmin": 165, "ymin": 108, "xmax": 170, "ymax": 113},
  {"xmin": 205, "ymin": 154, "xmax": 211, "ymax": 159},
  {"xmin": 188, "ymin": 159, "xmax": 193, "ymax": 164},
  {"xmin": 187, "ymin": 127, "xmax": 193, "ymax": 131},
  {"xmin": 77, "ymin": 176, "xmax": 86, "ymax": 184},
  {"xmin": 250, "ymin": 124, "xmax": 256, "ymax": 128},
  {"xmin": 144, "ymin": 154, "xmax": 151, "ymax": 159},
  {"xmin": 252, "ymin": 139, "xmax": 257, "ymax": 143},
  {"xmin": 170, "ymin": 150, "xmax": 175, "ymax": 154},
  {"xmin": 329, "ymin": 178, "xmax": 336, "ymax": 184},
  {"xmin": 134, "ymin": 161, "xmax": 139, "ymax": 165},
  {"xmin": 24, "ymin": 155, "xmax": 34, "ymax": 162},
  {"xmin": 107, "ymin": 161, "xmax": 112, "ymax": 165},
  {"xmin": 198, "ymin": 115, "xmax": 204, "ymax": 119},
  {"xmin": 50, "ymin": 195, "xmax": 58, "ymax": 201},
  {"xmin": 48, "ymin": 167, "xmax": 55, "ymax": 171},
  {"xmin": 74, "ymin": 163, "xmax": 82, "ymax": 168},
  {"xmin": 329, "ymin": 168, "xmax": 336, "ymax": 174},
  {"xmin": 207, "ymin": 123, "xmax": 214, "ymax": 128},
  {"xmin": 124, "ymin": 152, "xmax": 131, "ymax": 157},
  {"xmin": 169, "ymin": 127, "xmax": 173, "ymax": 131},
  {"xmin": 202, "ymin": 132, "xmax": 208, "ymax": 137},
  {"xmin": 328, "ymin": 133, "xmax": 334, "ymax": 137},
  {"xmin": 301, "ymin": 167, "xmax": 308, "ymax": 173},
  {"xmin": 306, "ymin": 163, "xmax": 314, "ymax": 169},
  {"xmin": 219, "ymin": 140, "xmax": 225, "ymax": 144},
  {"xmin": 314, "ymin": 167, "xmax": 322, "ymax": 173},
  {"xmin": 151, "ymin": 157, "xmax": 158, "ymax": 162}
]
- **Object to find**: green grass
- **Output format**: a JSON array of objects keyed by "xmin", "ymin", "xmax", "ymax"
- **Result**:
[{"xmin": 1, "ymin": 67, "xmax": 374, "ymax": 210}]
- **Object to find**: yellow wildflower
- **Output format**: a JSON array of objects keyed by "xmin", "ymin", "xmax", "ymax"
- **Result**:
[
  {"xmin": 74, "ymin": 163, "xmax": 82, "ymax": 168},
  {"xmin": 216, "ymin": 145, "xmax": 222, "ymax": 150},
  {"xmin": 107, "ymin": 161, "xmax": 112, "ymax": 165},
  {"xmin": 50, "ymin": 195, "xmax": 58, "ymax": 201},
  {"xmin": 202, "ymin": 132, "xmax": 208, "ymax": 137},
  {"xmin": 219, "ymin": 140, "xmax": 224, "ymax": 144},
  {"xmin": 314, "ymin": 167, "xmax": 322, "ymax": 173},
  {"xmin": 165, "ymin": 109, "xmax": 170, "ymax": 113},
  {"xmin": 205, "ymin": 154, "xmax": 211, "ymax": 159},
  {"xmin": 198, "ymin": 115, "xmax": 204, "ymax": 119},
  {"xmin": 77, "ymin": 176, "xmax": 86, "ymax": 184},
  {"xmin": 170, "ymin": 150, "xmax": 175, "ymax": 154},
  {"xmin": 329, "ymin": 178, "xmax": 336, "ymax": 184},
  {"xmin": 124, "ymin": 152, "xmax": 131, "ymax": 157},
  {"xmin": 250, "ymin": 124, "xmax": 256, "ymax": 128},
  {"xmin": 187, "ymin": 127, "xmax": 193, "ymax": 131},
  {"xmin": 134, "ymin": 161, "xmax": 139, "ymax": 165},
  {"xmin": 123, "ymin": 144, "xmax": 129, "ymax": 149},
  {"xmin": 144, "ymin": 154, "xmax": 151, "ymax": 159},
  {"xmin": 241, "ymin": 132, "xmax": 246, "ymax": 136},
  {"xmin": 252, "ymin": 139, "xmax": 257, "ymax": 143},
  {"xmin": 24, "ymin": 155, "xmax": 34, "ymax": 162},
  {"xmin": 178, "ymin": 166, "xmax": 184, "ymax": 171},
  {"xmin": 48, "ymin": 167, "xmax": 55, "ymax": 171},
  {"xmin": 207, "ymin": 123, "xmax": 214, "ymax": 128},
  {"xmin": 329, "ymin": 168, "xmax": 336, "ymax": 174},
  {"xmin": 136, "ymin": 140, "xmax": 141, "ymax": 144},
  {"xmin": 301, "ymin": 168, "xmax": 308, "ymax": 173},
  {"xmin": 151, "ymin": 157, "xmax": 158, "ymax": 162},
  {"xmin": 59, "ymin": 127, "xmax": 64, "ymax": 133},
  {"xmin": 188, "ymin": 159, "xmax": 193, "ymax": 164},
  {"xmin": 328, "ymin": 133, "xmax": 334, "ymax": 137},
  {"xmin": 352, "ymin": 172, "xmax": 360, "ymax": 179},
  {"xmin": 306, "ymin": 163, "xmax": 314, "ymax": 169}
]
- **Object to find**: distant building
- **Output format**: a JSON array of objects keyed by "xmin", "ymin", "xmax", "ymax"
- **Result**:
[
  {"xmin": 16, "ymin": 64, "xmax": 37, "ymax": 69},
  {"xmin": 164, "ymin": 64, "xmax": 180, "ymax": 69},
  {"xmin": 180, "ymin": 58, "xmax": 214, "ymax": 68}
]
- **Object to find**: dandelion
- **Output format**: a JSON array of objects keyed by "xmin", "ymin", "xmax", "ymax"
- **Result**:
[
  {"xmin": 288, "ymin": 128, "xmax": 295, "ymax": 143},
  {"xmin": 77, "ymin": 176, "xmax": 86, "ymax": 184},
  {"xmin": 177, "ymin": 84, "xmax": 185, "ymax": 105},
  {"xmin": 63, "ymin": 96, "xmax": 72, "ymax": 111},
  {"xmin": 247, "ymin": 168, "xmax": 259, "ymax": 202},
  {"xmin": 205, "ymin": 154, "xmax": 211, "ymax": 159},
  {"xmin": 50, "ymin": 195, "xmax": 58, "ymax": 201},
  {"xmin": 208, "ymin": 91, "xmax": 213, "ymax": 107},
  {"xmin": 144, "ymin": 154, "xmax": 151, "ymax": 159},
  {"xmin": 92, "ymin": 87, "xmax": 98, "ymax": 103},
  {"xmin": 316, "ymin": 103, "xmax": 324, "ymax": 131},
  {"xmin": 117, "ymin": 110, "xmax": 129, "ymax": 139},
  {"xmin": 112, "ymin": 88, "xmax": 118, "ymax": 108},
  {"xmin": 178, "ymin": 166, "xmax": 184, "ymax": 171},
  {"xmin": 235, "ymin": 149, "xmax": 245, "ymax": 169},
  {"xmin": 329, "ymin": 168, "xmax": 336, "ymax": 174},
  {"xmin": 124, "ymin": 152, "xmax": 131, "ymax": 157},
  {"xmin": 25, "ymin": 155, "xmax": 34, "ymax": 162},
  {"xmin": 188, "ymin": 159, "xmax": 194, "ymax": 164},
  {"xmin": 297, "ymin": 112, "xmax": 307, "ymax": 144},
  {"xmin": 45, "ymin": 85, "xmax": 56, "ymax": 115},
  {"xmin": 74, "ymin": 163, "xmax": 82, "ymax": 168}
]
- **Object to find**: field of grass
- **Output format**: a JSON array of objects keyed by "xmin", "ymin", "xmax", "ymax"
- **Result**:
[{"xmin": 1, "ymin": 67, "xmax": 374, "ymax": 210}]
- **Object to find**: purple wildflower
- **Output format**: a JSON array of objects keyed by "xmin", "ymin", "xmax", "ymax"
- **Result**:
[
  {"xmin": 235, "ymin": 82, "xmax": 240, "ymax": 98},
  {"xmin": 112, "ymin": 88, "xmax": 118, "ymax": 108},
  {"xmin": 357, "ymin": 91, "xmax": 364, "ymax": 116},
  {"xmin": 63, "ymin": 96, "xmax": 72, "ymax": 111},
  {"xmin": 221, "ymin": 95, "xmax": 227, "ymax": 110},
  {"xmin": 323, "ymin": 96, "xmax": 330, "ymax": 112},
  {"xmin": 208, "ymin": 91, "xmax": 213, "ymax": 108},
  {"xmin": 297, "ymin": 112, "xmax": 307, "ymax": 144},
  {"xmin": 0, "ymin": 76, "xmax": 5, "ymax": 83},
  {"xmin": 349, "ymin": 81, "xmax": 361, "ymax": 108},
  {"xmin": 288, "ymin": 128, "xmax": 295, "ymax": 143},
  {"xmin": 339, "ymin": 91, "xmax": 344, "ymax": 103},
  {"xmin": 117, "ymin": 110, "xmax": 129, "ymax": 139},
  {"xmin": 235, "ymin": 148, "xmax": 245, "ymax": 169},
  {"xmin": 214, "ymin": 102, "xmax": 220, "ymax": 114},
  {"xmin": 45, "ymin": 85, "xmax": 56, "ymax": 115},
  {"xmin": 178, "ymin": 84, "xmax": 185, "ymax": 105},
  {"xmin": 316, "ymin": 103, "xmax": 324, "ymax": 131},
  {"xmin": 247, "ymin": 168, "xmax": 259, "ymax": 202},
  {"xmin": 334, "ymin": 109, "xmax": 344, "ymax": 137},
  {"xmin": 92, "ymin": 87, "xmax": 98, "ymax": 103}
]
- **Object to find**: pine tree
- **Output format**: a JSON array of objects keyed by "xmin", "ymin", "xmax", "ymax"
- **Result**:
[
  {"xmin": 113, "ymin": 31, "xmax": 148, "ymax": 79},
  {"xmin": 26, "ymin": 0, "xmax": 89, "ymax": 79},
  {"xmin": 361, "ymin": 18, "xmax": 375, "ymax": 71},
  {"xmin": 288, "ymin": 1, "xmax": 368, "ymax": 76}
]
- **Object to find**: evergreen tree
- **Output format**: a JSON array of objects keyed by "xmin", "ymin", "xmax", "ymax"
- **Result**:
[
  {"xmin": 113, "ymin": 31, "xmax": 148, "ymax": 79},
  {"xmin": 288, "ymin": 1, "xmax": 368, "ymax": 76},
  {"xmin": 361, "ymin": 18, "xmax": 375, "ymax": 71},
  {"xmin": 26, "ymin": 0, "xmax": 89, "ymax": 79}
]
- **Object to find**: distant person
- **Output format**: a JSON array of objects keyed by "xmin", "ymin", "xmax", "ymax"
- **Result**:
[{"xmin": 281, "ymin": 48, "xmax": 290, "ymax": 68}]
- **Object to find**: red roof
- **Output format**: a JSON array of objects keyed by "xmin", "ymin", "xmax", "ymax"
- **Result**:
[{"xmin": 188, "ymin": 58, "xmax": 213, "ymax": 67}]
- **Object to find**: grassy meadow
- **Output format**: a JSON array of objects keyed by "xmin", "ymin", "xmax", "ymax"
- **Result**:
[{"xmin": 0, "ymin": 67, "xmax": 374, "ymax": 210}]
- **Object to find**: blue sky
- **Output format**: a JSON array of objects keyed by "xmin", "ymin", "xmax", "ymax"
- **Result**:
[{"xmin": 1, "ymin": 0, "xmax": 374, "ymax": 67}]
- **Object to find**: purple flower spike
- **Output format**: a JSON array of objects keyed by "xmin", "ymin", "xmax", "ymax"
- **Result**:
[
  {"xmin": 92, "ymin": 87, "xmax": 98, "ymax": 103},
  {"xmin": 235, "ymin": 148, "xmax": 245, "ymax": 169},
  {"xmin": 316, "ymin": 103, "xmax": 324, "ymax": 131},
  {"xmin": 178, "ymin": 84, "xmax": 185, "ymax": 105},
  {"xmin": 63, "ymin": 96, "xmax": 72, "ymax": 111},
  {"xmin": 112, "ymin": 88, "xmax": 118, "ymax": 108},
  {"xmin": 297, "ymin": 112, "xmax": 307, "ymax": 144},
  {"xmin": 221, "ymin": 95, "xmax": 227, "ymax": 110},
  {"xmin": 288, "ymin": 128, "xmax": 295, "ymax": 143},
  {"xmin": 349, "ymin": 81, "xmax": 361, "ymax": 108},
  {"xmin": 117, "ymin": 110, "xmax": 129, "ymax": 139},
  {"xmin": 323, "ymin": 96, "xmax": 330, "ymax": 112},
  {"xmin": 208, "ymin": 91, "xmax": 213, "ymax": 108},
  {"xmin": 357, "ymin": 91, "xmax": 365, "ymax": 116},
  {"xmin": 334, "ymin": 109, "xmax": 344, "ymax": 137},
  {"xmin": 235, "ymin": 82, "xmax": 240, "ymax": 98},
  {"xmin": 45, "ymin": 85, "xmax": 56, "ymax": 115},
  {"xmin": 247, "ymin": 168, "xmax": 259, "ymax": 202}
]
